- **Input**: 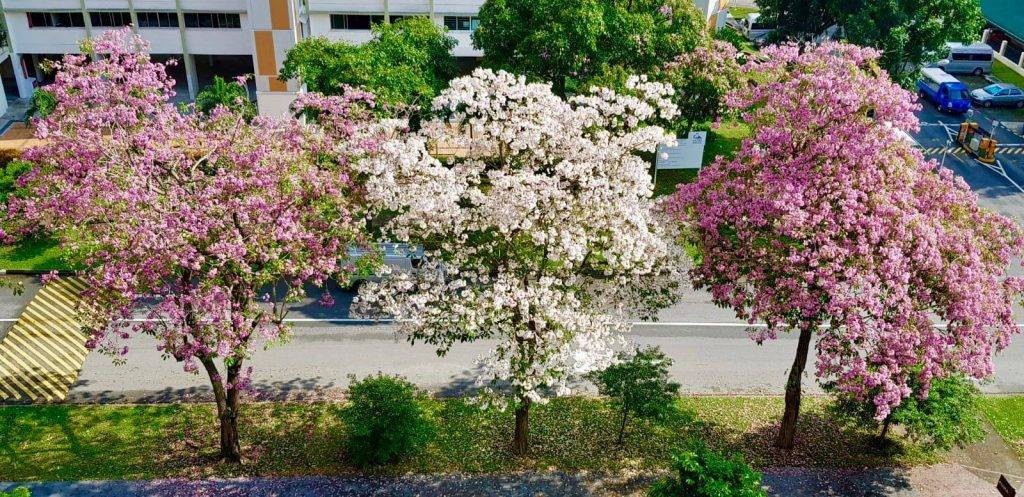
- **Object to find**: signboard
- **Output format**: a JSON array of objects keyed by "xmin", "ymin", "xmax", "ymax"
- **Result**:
[
  {"xmin": 656, "ymin": 132, "xmax": 707, "ymax": 170},
  {"xmin": 999, "ymin": 475, "xmax": 1018, "ymax": 497}
]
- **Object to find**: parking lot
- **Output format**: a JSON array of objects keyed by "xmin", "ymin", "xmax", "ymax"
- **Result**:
[{"xmin": 912, "ymin": 74, "xmax": 1024, "ymax": 226}]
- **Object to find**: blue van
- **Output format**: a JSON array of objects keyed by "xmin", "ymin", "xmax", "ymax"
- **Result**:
[{"xmin": 917, "ymin": 67, "xmax": 972, "ymax": 113}]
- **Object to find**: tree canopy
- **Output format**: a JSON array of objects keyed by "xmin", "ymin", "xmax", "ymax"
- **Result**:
[
  {"xmin": 473, "ymin": 0, "xmax": 708, "ymax": 94},
  {"xmin": 669, "ymin": 43, "xmax": 1023, "ymax": 450},
  {"xmin": 280, "ymin": 17, "xmax": 457, "ymax": 109},
  {"xmin": 758, "ymin": 0, "xmax": 985, "ymax": 82}
]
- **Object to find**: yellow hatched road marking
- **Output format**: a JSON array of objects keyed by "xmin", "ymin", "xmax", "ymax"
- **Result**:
[{"xmin": 0, "ymin": 277, "xmax": 89, "ymax": 403}]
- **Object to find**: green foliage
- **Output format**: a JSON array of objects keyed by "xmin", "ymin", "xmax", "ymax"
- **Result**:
[
  {"xmin": 0, "ymin": 487, "xmax": 29, "ymax": 497},
  {"xmin": 342, "ymin": 374, "xmax": 435, "ymax": 466},
  {"xmin": 648, "ymin": 442, "xmax": 766, "ymax": 497},
  {"xmin": 842, "ymin": 0, "xmax": 984, "ymax": 84},
  {"xmin": 0, "ymin": 159, "xmax": 33, "ymax": 204},
  {"xmin": 195, "ymin": 76, "xmax": 255, "ymax": 120},
  {"xmin": 758, "ymin": 0, "xmax": 984, "ymax": 82},
  {"xmin": 830, "ymin": 374, "xmax": 986, "ymax": 451},
  {"xmin": 659, "ymin": 41, "xmax": 745, "ymax": 135},
  {"xmin": 28, "ymin": 89, "xmax": 57, "ymax": 119},
  {"xmin": 756, "ymin": 0, "xmax": 837, "ymax": 42},
  {"xmin": 714, "ymin": 27, "xmax": 754, "ymax": 54},
  {"xmin": 473, "ymin": 0, "xmax": 708, "ymax": 95},
  {"xmin": 593, "ymin": 346, "xmax": 680, "ymax": 444},
  {"xmin": 280, "ymin": 17, "xmax": 456, "ymax": 109}
]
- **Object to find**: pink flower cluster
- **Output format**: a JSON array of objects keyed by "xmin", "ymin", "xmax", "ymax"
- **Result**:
[{"xmin": 668, "ymin": 43, "xmax": 1024, "ymax": 419}]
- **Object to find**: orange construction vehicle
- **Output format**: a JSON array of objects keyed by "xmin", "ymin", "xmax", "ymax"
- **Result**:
[{"xmin": 957, "ymin": 121, "xmax": 998, "ymax": 164}]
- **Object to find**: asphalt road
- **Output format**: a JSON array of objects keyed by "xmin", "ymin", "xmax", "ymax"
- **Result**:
[{"xmin": 60, "ymin": 282, "xmax": 1024, "ymax": 403}]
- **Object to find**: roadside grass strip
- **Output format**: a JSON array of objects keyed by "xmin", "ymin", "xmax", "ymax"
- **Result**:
[
  {"xmin": 0, "ymin": 397, "xmax": 943, "ymax": 481},
  {"xmin": 0, "ymin": 278, "xmax": 88, "ymax": 403}
]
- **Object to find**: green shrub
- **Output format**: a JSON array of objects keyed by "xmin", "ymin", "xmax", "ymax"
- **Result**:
[
  {"xmin": 195, "ymin": 76, "xmax": 255, "ymax": 120},
  {"xmin": 829, "ymin": 373, "xmax": 985, "ymax": 450},
  {"xmin": 713, "ymin": 27, "xmax": 754, "ymax": 54},
  {"xmin": 649, "ymin": 442, "xmax": 766, "ymax": 497},
  {"xmin": 592, "ymin": 346, "xmax": 680, "ymax": 444},
  {"xmin": 1, "ymin": 487, "xmax": 30, "ymax": 497},
  {"xmin": 0, "ymin": 159, "xmax": 34, "ymax": 204},
  {"xmin": 28, "ymin": 89, "xmax": 57, "ymax": 119},
  {"xmin": 342, "ymin": 373, "xmax": 434, "ymax": 466}
]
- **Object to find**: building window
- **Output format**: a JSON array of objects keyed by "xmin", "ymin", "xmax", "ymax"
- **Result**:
[
  {"xmin": 330, "ymin": 14, "xmax": 386, "ymax": 30},
  {"xmin": 183, "ymin": 13, "xmax": 242, "ymax": 29},
  {"xmin": 443, "ymin": 16, "xmax": 479, "ymax": 31},
  {"xmin": 89, "ymin": 12, "xmax": 133, "ymax": 28},
  {"xmin": 137, "ymin": 12, "xmax": 180, "ymax": 28},
  {"xmin": 27, "ymin": 12, "xmax": 85, "ymax": 28}
]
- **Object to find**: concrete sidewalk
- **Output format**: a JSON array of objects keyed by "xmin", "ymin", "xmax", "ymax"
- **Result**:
[{"xmin": 0, "ymin": 464, "xmax": 1008, "ymax": 497}]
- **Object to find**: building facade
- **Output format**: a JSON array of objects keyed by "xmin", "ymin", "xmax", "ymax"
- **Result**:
[{"xmin": 0, "ymin": 0, "xmax": 729, "ymax": 116}]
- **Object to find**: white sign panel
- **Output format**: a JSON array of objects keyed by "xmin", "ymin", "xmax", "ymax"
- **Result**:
[{"xmin": 656, "ymin": 132, "xmax": 707, "ymax": 170}]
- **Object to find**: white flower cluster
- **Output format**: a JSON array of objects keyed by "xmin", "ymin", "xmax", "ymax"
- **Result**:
[{"xmin": 353, "ymin": 69, "xmax": 689, "ymax": 404}]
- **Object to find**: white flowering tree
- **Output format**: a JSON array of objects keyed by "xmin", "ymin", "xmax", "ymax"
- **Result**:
[{"xmin": 353, "ymin": 69, "xmax": 687, "ymax": 454}]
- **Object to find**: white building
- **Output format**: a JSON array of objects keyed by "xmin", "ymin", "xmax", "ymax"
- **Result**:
[{"xmin": 0, "ymin": 0, "xmax": 730, "ymax": 116}]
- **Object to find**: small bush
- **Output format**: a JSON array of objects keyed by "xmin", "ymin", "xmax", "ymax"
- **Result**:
[
  {"xmin": 342, "ymin": 373, "xmax": 434, "ymax": 467},
  {"xmin": 1, "ymin": 487, "xmax": 30, "ymax": 497},
  {"xmin": 28, "ymin": 89, "xmax": 57, "ymax": 119},
  {"xmin": 0, "ymin": 159, "xmax": 34, "ymax": 204},
  {"xmin": 195, "ymin": 76, "xmax": 255, "ymax": 120},
  {"xmin": 592, "ymin": 346, "xmax": 680, "ymax": 444},
  {"xmin": 649, "ymin": 442, "xmax": 766, "ymax": 497},
  {"xmin": 829, "ymin": 373, "xmax": 985, "ymax": 450}
]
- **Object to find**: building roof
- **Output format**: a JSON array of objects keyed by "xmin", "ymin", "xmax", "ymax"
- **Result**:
[{"xmin": 983, "ymin": 0, "xmax": 1024, "ymax": 43}]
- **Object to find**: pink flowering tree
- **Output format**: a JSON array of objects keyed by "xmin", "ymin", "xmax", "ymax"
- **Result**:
[
  {"xmin": 3, "ymin": 30, "xmax": 381, "ymax": 462},
  {"xmin": 668, "ymin": 43, "xmax": 1023, "ymax": 450},
  {"xmin": 353, "ymin": 69, "xmax": 688, "ymax": 455}
]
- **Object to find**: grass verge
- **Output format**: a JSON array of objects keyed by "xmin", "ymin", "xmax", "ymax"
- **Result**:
[
  {"xmin": 980, "ymin": 396, "xmax": 1024, "ymax": 460},
  {"xmin": 1, "ymin": 396, "xmax": 939, "ymax": 481},
  {"xmin": 0, "ymin": 237, "xmax": 67, "ymax": 271},
  {"xmin": 652, "ymin": 121, "xmax": 752, "ymax": 197},
  {"xmin": 992, "ymin": 60, "xmax": 1024, "ymax": 89}
]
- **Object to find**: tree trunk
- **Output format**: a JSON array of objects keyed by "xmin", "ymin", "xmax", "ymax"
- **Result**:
[
  {"xmin": 776, "ymin": 327, "xmax": 814, "ymax": 450},
  {"xmin": 878, "ymin": 416, "xmax": 893, "ymax": 443},
  {"xmin": 512, "ymin": 396, "xmax": 531, "ymax": 455},
  {"xmin": 201, "ymin": 358, "xmax": 242, "ymax": 463},
  {"xmin": 616, "ymin": 409, "xmax": 629, "ymax": 445}
]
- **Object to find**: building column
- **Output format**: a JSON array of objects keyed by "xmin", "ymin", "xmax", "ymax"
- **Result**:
[
  {"xmin": 127, "ymin": 0, "xmax": 140, "ymax": 32},
  {"xmin": 11, "ymin": 54, "xmax": 34, "ymax": 98},
  {"xmin": 0, "ymin": 74, "xmax": 10, "ymax": 116},
  {"xmin": 183, "ymin": 54, "xmax": 199, "ymax": 99},
  {"xmin": 174, "ymin": 0, "xmax": 198, "ymax": 99},
  {"xmin": 1000, "ymin": 40, "xmax": 1009, "ymax": 56},
  {"xmin": 249, "ymin": 0, "xmax": 303, "ymax": 116},
  {"xmin": 982, "ymin": 29, "xmax": 991, "ymax": 44}
]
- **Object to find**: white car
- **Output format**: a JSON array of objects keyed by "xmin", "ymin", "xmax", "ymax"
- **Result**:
[{"xmin": 738, "ymin": 13, "xmax": 775, "ymax": 44}]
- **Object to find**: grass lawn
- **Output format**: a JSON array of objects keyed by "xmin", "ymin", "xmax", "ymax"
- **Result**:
[
  {"xmin": 652, "ymin": 121, "xmax": 752, "ymax": 197},
  {"xmin": 0, "ymin": 237, "xmax": 67, "ymax": 271},
  {"xmin": 992, "ymin": 60, "xmax": 1024, "ymax": 89},
  {"xmin": 1, "ymin": 396, "xmax": 938, "ymax": 481},
  {"xmin": 729, "ymin": 6, "xmax": 759, "ymax": 18},
  {"xmin": 980, "ymin": 396, "xmax": 1024, "ymax": 460}
]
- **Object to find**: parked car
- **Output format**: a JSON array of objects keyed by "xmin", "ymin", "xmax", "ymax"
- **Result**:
[
  {"xmin": 917, "ymin": 68, "xmax": 972, "ymax": 113},
  {"xmin": 971, "ymin": 83, "xmax": 1024, "ymax": 108},
  {"xmin": 935, "ymin": 42, "xmax": 994, "ymax": 76},
  {"xmin": 737, "ymin": 13, "xmax": 775, "ymax": 44}
]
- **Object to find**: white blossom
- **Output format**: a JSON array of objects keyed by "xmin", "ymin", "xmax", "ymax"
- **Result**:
[{"xmin": 353, "ymin": 69, "xmax": 689, "ymax": 405}]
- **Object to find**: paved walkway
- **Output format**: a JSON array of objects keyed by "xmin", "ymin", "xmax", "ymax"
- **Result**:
[
  {"xmin": 0, "ymin": 464, "xmax": 1008, "ymax": 496},
  {"xmin": 0, "ymin": 278, "xmax": 88, "ymax": 402}
]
